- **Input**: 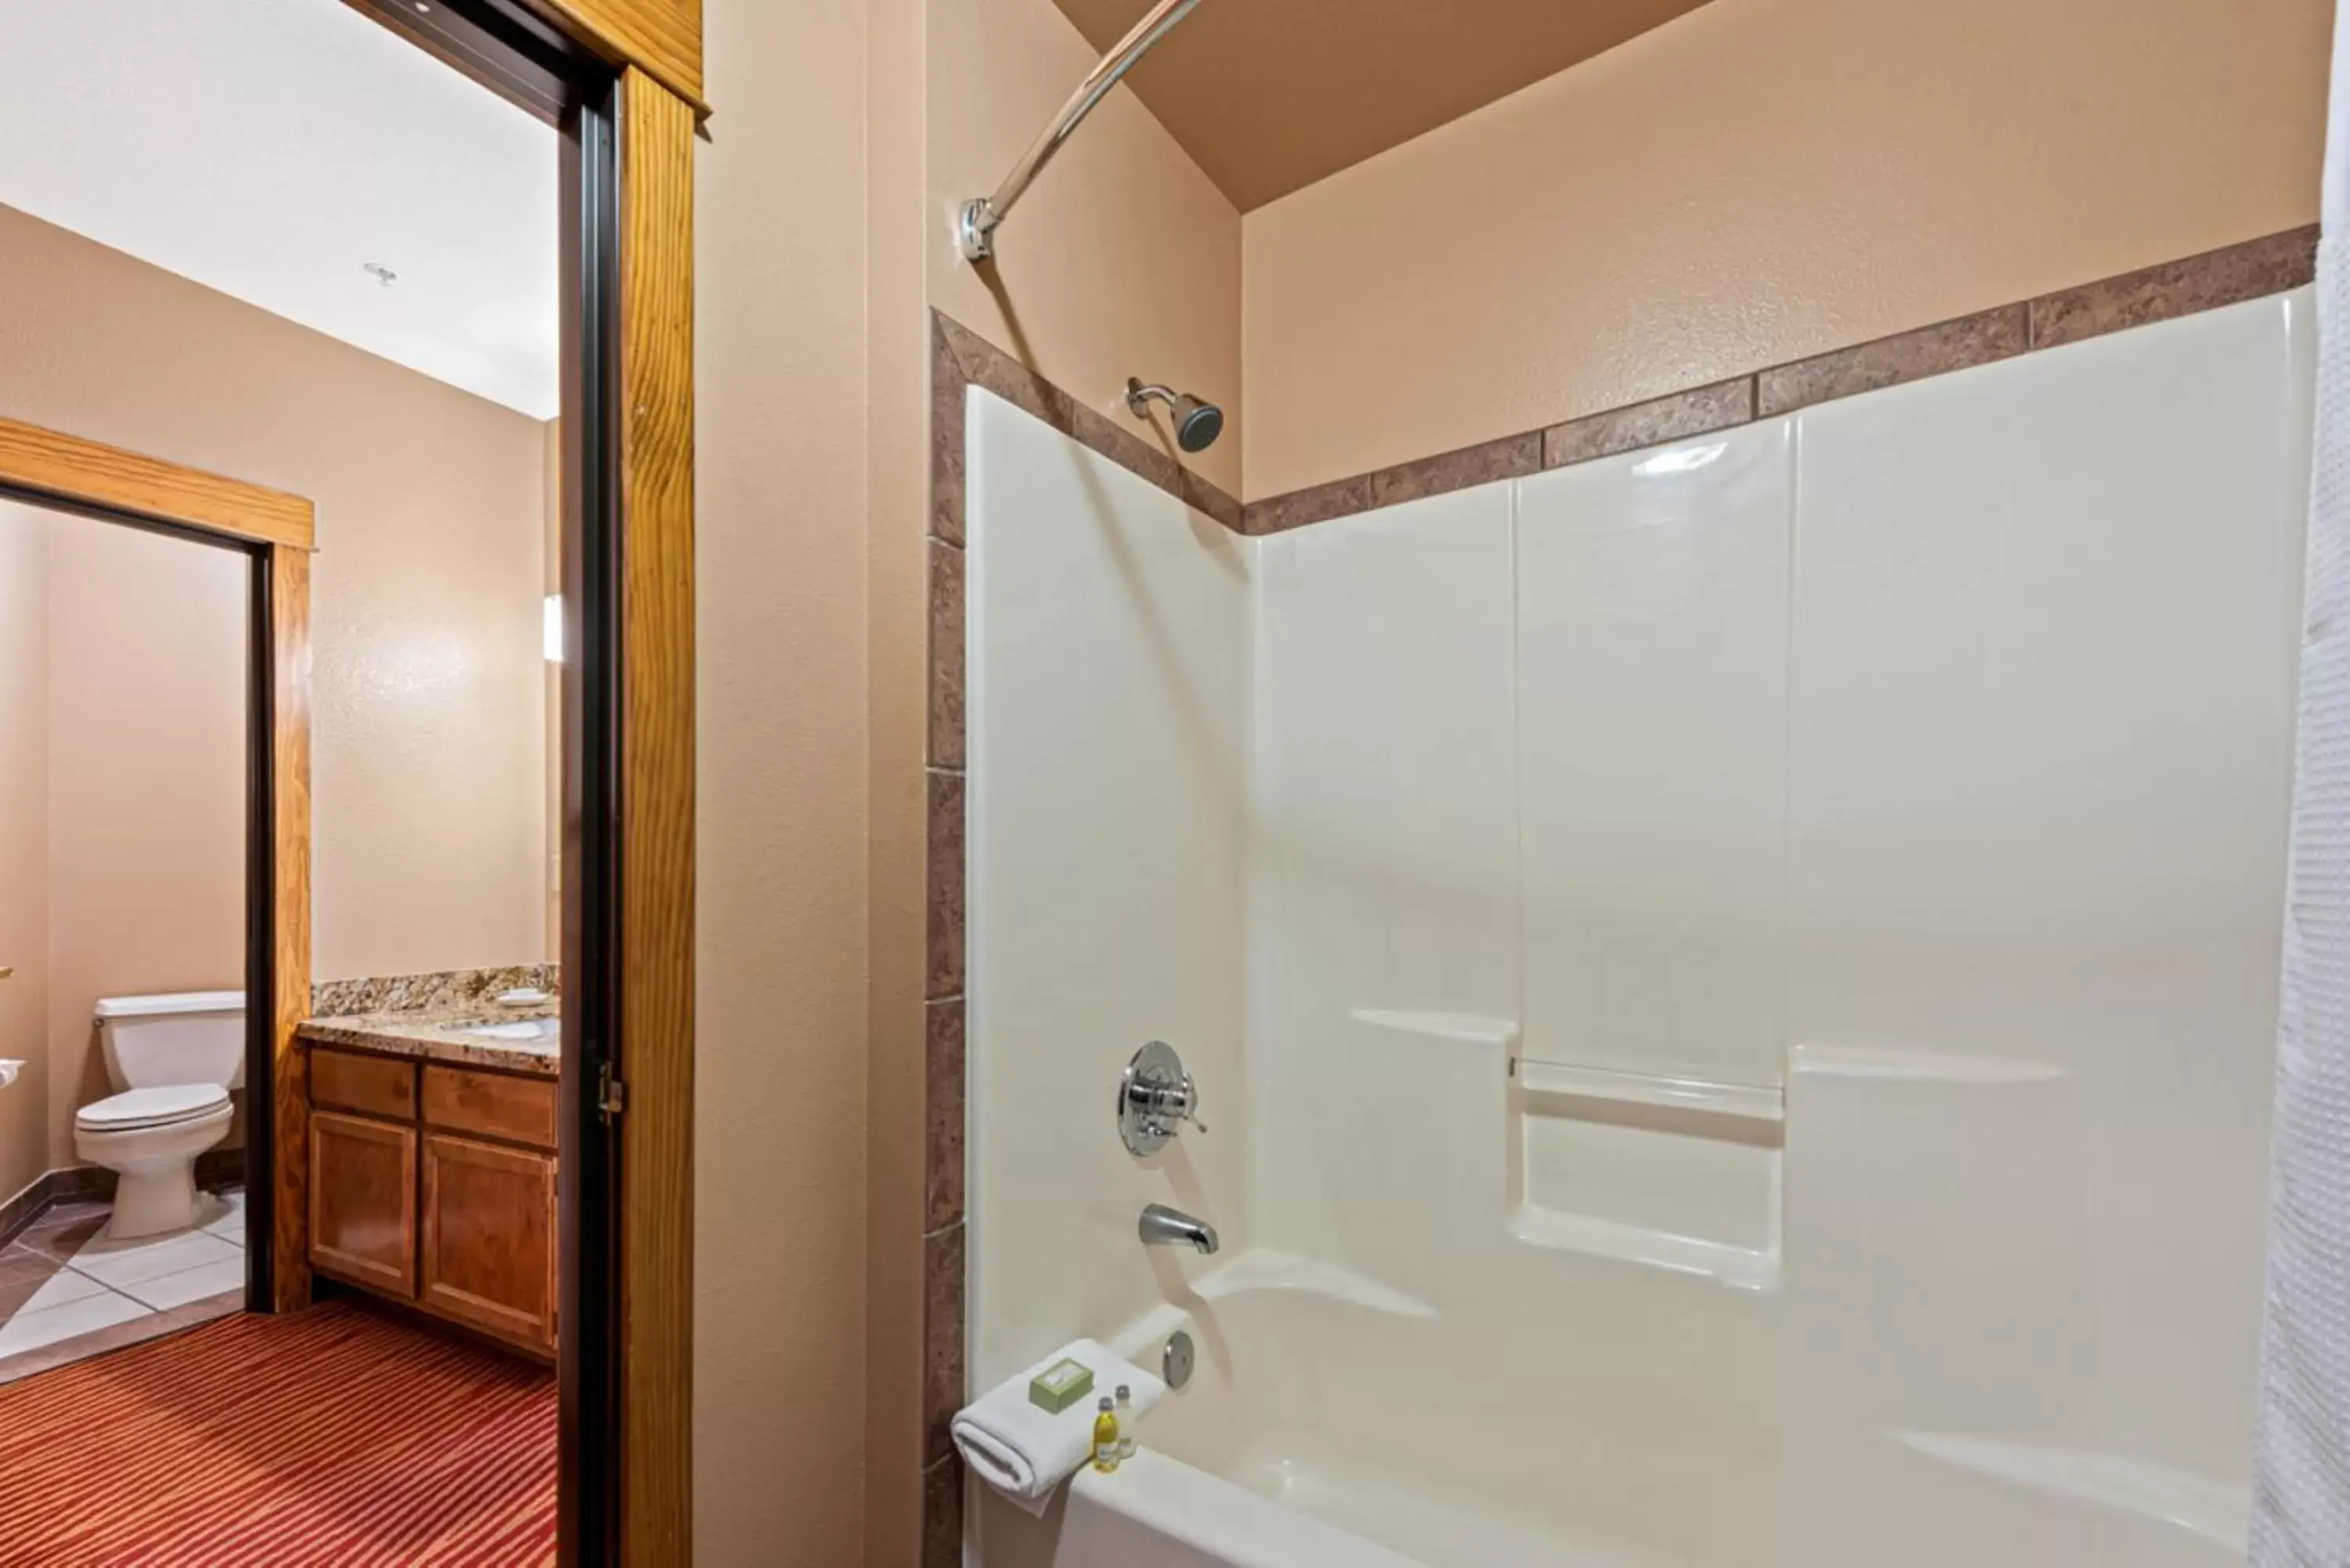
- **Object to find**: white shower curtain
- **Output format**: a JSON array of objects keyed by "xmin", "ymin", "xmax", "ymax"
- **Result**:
[{"xmin": 2254, "ymin": 11, "xmax": 2350, "ymax": 1563}]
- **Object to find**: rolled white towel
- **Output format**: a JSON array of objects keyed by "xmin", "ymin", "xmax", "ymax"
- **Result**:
[{"xmin": 951, "ymin": 1339, "xmax": 1166, "ymax": 1516}]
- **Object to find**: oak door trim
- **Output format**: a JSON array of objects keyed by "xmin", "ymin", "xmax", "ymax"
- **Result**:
[
  {"xmin": 0, "ymin": 416, "xmax": 314, "ymax": 550},
  {"xmin": 267, "ymin": 545, "xmax": 316, "ymax": 1312},
  {"xmin": 615, "ymin": 64, "xmax": 696, "ymax": 1567},
  {"xmin": 0, "ymin": 418, "xmax": 315, "ymax": 1317},
  {"xmin": 342, "ymin": 9, "xmax": 701, "ymax": 1561},
  {"xmin": 525, "ymin": 0, "xmax": 703, "ymax": 115}
]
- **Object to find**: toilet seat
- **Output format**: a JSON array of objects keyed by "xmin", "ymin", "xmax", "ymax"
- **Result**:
[{"xmin": 76, "ymin": 1084, "xmax": 231, "ymax": 1133}]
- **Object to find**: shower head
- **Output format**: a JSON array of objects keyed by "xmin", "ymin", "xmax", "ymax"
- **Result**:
[{"xmin": 1126, "ymin": 379, "xmax": 1225, "ymax": 453}]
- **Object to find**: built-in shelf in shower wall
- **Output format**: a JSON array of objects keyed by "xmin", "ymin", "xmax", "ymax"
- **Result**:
[{"xmin": 1507, "ymin": 1054, "xmax": 1784, "ymax": 1292}]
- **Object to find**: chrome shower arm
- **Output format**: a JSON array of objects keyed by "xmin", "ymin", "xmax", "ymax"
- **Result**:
[{"xmin": 958, "ymin": 0, "xmax": 1207, "ymax": 262}]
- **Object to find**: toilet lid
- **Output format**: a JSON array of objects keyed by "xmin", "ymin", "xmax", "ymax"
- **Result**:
[{"xmin": 77, "ymin": 1085, "xmax": 230, "ymax": 1132}]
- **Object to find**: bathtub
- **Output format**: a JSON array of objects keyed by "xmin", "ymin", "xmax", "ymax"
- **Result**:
[{"xmin": 973, "ymin": 1245, "xmax": 2252, "ymax": 1568}]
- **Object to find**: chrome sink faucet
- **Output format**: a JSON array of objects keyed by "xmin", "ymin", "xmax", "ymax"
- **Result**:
[{"xmin": 1139, "ymin": 1202, "xmax": 1219, "ymax": 1255}]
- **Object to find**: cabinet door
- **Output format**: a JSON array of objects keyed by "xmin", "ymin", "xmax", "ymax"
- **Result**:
[
  {"xmin": 309, "ymin": 1111, "xmax": 418, "ymax": 1299},
  {"xmin": 421, "ymin": 1132, "xmax": 557, "ymax": 1352}
]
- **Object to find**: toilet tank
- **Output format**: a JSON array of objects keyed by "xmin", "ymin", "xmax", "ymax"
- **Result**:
[{"xmin": 94, "ymin": 991, "xmax": 246, "ymax": 1091}]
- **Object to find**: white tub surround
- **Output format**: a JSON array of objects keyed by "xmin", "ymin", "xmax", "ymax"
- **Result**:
[{"xmin": 967, "ymin": 287, "xmax": 2311, "ymax": 1566}]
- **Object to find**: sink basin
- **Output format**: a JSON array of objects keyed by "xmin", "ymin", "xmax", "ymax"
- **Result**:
[{"xmin": 457, "ymin": 1018, "xmax": 561, "ymax": 1042}]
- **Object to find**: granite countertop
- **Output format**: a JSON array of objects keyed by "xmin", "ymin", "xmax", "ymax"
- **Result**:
[
  {"xmin": 298, "ymin": 1008, "xmax": 560, "ymax": 1078},
  {"xmin": 298, "ymin": 965, "xmax": 562, "ymax": 1079}
]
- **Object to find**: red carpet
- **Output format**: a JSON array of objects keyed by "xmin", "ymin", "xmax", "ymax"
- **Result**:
[{"xmin": 0, "ymin": 1301, "xmax": 556, "ymax": 1566}]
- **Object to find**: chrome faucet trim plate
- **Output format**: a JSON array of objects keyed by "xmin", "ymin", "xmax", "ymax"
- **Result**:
[{"xmin": 1119, "ymin": 1039, "xmax": 1206, "ymax": 1157}]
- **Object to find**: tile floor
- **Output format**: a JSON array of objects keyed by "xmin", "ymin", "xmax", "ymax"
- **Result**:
[{"xmin": 0, "ymin": 1189, "xmax": 245, "ymax": 1378}]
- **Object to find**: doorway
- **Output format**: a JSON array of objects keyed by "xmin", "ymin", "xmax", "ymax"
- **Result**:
[
  {"xmin": 0, "ymin": 0, "xmax": 696, "ymax": 1555},
  {"xmin": 0, "ymin": 493, "xmax": 252, "ymax": 1375}
]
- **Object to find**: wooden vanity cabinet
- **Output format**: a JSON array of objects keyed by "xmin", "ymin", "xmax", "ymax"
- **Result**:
[
  {"xmin": 421, "ymin": 1131, "xmax": 557, "ymax": 1347},
  {"xmin": 309, "ymin": 1111, "xmax": 418, "ymax": 1299},
  {"xmin": 307, "ymin": 1046, "xmax": 558, "ymax": 1357}
]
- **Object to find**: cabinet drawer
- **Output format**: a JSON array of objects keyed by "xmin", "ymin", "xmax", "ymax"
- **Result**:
[
  {"xmin": 309, "ymin": 1111, "xmax": 418, "ymax": 1299},
  {"xmin": 312, "ymin": 1049, "xmax": 418, "ymax": 1121},
  {"xmin": 421, "ymin": 1133, "xmax": 556, "ymax": 1352},
  {"xmin": 423, "ymin": 1064, "xmax": 556, "ymax": 1149}
]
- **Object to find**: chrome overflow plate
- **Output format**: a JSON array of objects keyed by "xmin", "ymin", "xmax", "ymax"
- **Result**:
[
  {"xmin": 1163, "ymin": 1329, "xmax": 1195, "ymax": 1391},
  {"xmin": 1118, "ymin": 1039, "xmax": 1206, "ymax": 1157}
]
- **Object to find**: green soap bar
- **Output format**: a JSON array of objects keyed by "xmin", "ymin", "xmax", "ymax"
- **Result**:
[{"xmin": 1029, "ymin": 1357, "xmax": 1095, "ymax": 1414}]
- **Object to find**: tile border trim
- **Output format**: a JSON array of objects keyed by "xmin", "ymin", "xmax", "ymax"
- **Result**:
[
  {"xmin": 3, "ymin": 1158, "xmax": 247, "ymax": 1252},
  {"xmin": 1240, "ymin": 226, "xmax": 2319, "ymax": 535},
  {"xmin": 924, "ymin": 314, "xmax": 966, "ymax": 1565},
  {"xmin": 930, "ymin": 311, "xmax": 1244, "ymax": 544},
  {"xmin": 923, "ymin": 308, "xmax": 1248, "ymax": 1552}
]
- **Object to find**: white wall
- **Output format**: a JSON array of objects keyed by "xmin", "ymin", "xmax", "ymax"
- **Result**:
[
  {"xmin": 1240, "ymin": 292, "xmax": 2308, "ymax": 1563},
  {"xmin": 966, "ymin": 388, "xmax": 1252, "ymax": 1392}
]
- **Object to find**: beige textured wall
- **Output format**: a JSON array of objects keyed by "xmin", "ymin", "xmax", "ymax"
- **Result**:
[
  {"xmin": 866, "ymin": 0, "xmax": 931, "ymax": 1557},
  {"xmin": 694, "ymin": 0, "xmax": 875, "ymax": 1559},
  {"xmin": 927, "ymin": 0, "xmax": 1245, "ymax": 497},
  {"xmin": 1241, "ymin": 0, "xmax": 2335, "ymax": 499},
  {"xmin": 43, "ymin": 518, "xmax": 247, "ymax": 1169},
  {"xmin": 0, "ymin": 203, "xmax": 551, "ymax": 983},
  {"xmin": 689, "ymin": 0, "xmax": 1244, "ymax": 1555},
  {"xmin": 0, "ymin": 508, "xmax": 49, "ymax": 1204}
]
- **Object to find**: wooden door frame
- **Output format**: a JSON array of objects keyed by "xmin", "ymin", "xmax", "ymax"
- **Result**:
[
  {"xmin": 0, "ymin": 417, "xmax": 313, "ymax": 1316},
  {"xmin": 338, "ymin": 4, "xmax": 699, "ymax": 1563}
]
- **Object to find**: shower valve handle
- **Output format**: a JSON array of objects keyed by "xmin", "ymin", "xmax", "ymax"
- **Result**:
[{"xmin": 1119, "ymin": 1040, "xmax": 1206, "ymax": 1156}]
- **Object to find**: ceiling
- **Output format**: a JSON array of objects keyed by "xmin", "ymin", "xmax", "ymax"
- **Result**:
[
  {"xmin": 0, "ymin": 0, "xmax": 559, "ymax": 418},
  {"xmin": 1050, "ymin": 0, "xmax": 1717, "ymax": 211}
]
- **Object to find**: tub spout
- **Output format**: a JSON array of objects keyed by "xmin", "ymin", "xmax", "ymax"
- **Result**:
[{"xmin": 1139, "ymin": 1202, "xmax": 1219, "ymax": 1255}]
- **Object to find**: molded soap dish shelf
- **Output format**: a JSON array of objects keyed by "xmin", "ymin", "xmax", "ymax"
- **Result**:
[{"xmin": 1507, "ymin": 1053, "xmax": 1784, "ymax": 1293}]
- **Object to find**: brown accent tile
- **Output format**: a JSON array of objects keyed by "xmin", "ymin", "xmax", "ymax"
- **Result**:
[
  {"xmin": 1069, "ymin": 399, "xmax": 1181, "ymax": 497},
  {"xmin": 937, "ymin": 313, "xmax": 1076, "ymax": 436},
  {"xmin": 0, "ymin": 1245, "xmax": 66, "ymax": 1321},
  {"xmin": 18, "ymin": 1202, "xmax": 110, "ymax": 1264},
  {"xmin": 929, "ymin": 540, "xmax": 966, "ymax": 770},
  {"xmin": 935, "ymin": 310, "xmax": 1243, "ymax": 533},
  {"xmin": 2030, "ymin": 226, "xmax": 2319, "ymax": 350},
  {"xmin": 1545, "ymin": 378, "xmax": 1755, "ymax": 468},
  {"xmin": 926, "ymin": 1001, "xmax": 967, "ymax": 1234},
  {"xmin": 930, "ymin": 315, "xmax": 969, "ymax": 547},
  {"xmin": 195, "ymin": 1147, "xmax": 245, "ymax": 1190},
  {"xmin": 45, "ymin": 1166, "xmax": 114, "ymax": 1204},
  {"xmin": 0, "ymin": 1172, "xmax": 54, "ymax": 1250},
  {"xmin": 923, "ymin": 1223, "xmax": 967, "ymax": 1469},
  {"xmin": 927, "ymin": 769, "xmax": 966, "ymax": 1001},
  {"xmin": 922, "ymin": 1454, "xmax": 964, "ymax": 1568},
  {"xmin": 1074, "ymin": 401, "xmax": 1243, "ymax": 534},
  {"xmin": 0, "ymin": 1289, "xmax": 242, "ymax": 1387},
  {"xmin": 1179, "ymin": 470, "xmax": 1246, "ymax": 533},
  {"xmin": 1243, "ymin": 472, "xmax": 1379, "ymax": 537},
  {"xmin": 1372, "ymin": 431, "xmax": 1542, "ymax": 508},
  {"xmin": 1758, "ymin": 305, "xmax": 2028, "ymax": 417}
]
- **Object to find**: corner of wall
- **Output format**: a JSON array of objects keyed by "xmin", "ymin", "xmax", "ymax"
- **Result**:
[{"xmin": 923, "ymin": 0, "xmax": 1245, "ymax": 500}]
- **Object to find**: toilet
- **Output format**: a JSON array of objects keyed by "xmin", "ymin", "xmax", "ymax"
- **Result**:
[{"xmin": 74, "ymin": 990, "xmax": 243, "ymax": 1239}]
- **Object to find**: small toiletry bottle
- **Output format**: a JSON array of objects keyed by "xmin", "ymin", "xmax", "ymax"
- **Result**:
[
  {"xmin": 1114, "ymin": 1385, "xmax": 1136, "ymax": 1461},
  {"xmin": 1091, "ymin": 1396, "xmax": 1121, "ymax": 1473}
]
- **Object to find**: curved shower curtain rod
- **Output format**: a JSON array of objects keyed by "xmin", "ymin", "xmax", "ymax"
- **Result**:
[{"xmin": 958, "ymin": 0, "xmax": 1208, "ymax": 262}]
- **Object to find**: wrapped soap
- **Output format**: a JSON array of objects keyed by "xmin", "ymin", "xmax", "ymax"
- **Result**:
[{"xmin": 1027, "ymin": 1356, "xmax": 1094, "ymax": 1414}]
